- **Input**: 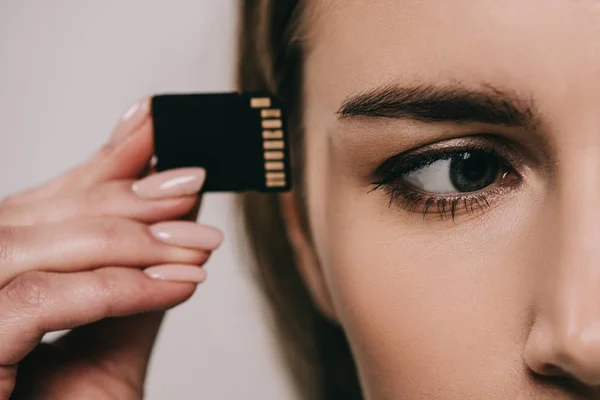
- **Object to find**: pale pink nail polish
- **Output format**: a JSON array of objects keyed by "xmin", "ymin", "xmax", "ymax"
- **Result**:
[
  {"xmin": 144, "ymin": 264, "xmax": 206, "ymax": 283},
  {"xmin": 132, "ymin": 168, "xmax": 206, "ymax": 199},
  {"xmin": 107, "ymin": 98, "xmax": 150, "ymax": 147},
  {"xmin": 150, "ymin": 221, "xmax": 223, "ymax": 250}
]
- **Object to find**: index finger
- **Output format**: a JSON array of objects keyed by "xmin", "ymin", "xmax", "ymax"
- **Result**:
[
  {"xmin": 5, "ymin": 98, "xmax": 154, "ymax": 205},
  {"xmin": 75, "ymin": 97, "xmax": 155, "ymax": 185}
]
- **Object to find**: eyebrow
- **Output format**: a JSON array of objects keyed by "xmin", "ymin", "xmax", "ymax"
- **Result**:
[{"xmin": 336, "ymin": 82, "xmax": 540, "ymax": 129}]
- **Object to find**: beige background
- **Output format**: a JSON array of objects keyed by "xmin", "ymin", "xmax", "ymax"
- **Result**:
[{"xmin": 0, "ymin": 1, "xmax": 295, "ymax": 399}]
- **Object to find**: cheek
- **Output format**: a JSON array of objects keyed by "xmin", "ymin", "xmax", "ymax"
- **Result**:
[{"xmin": 308, "ymin": 162, "xmax": 541, "ymax": 398}]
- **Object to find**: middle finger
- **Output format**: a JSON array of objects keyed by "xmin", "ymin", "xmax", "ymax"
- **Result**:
[
  {"xmin": 0, "ymin": 217, "xmax": 222, "ymax": 288},
  {"xmin": 0, "ymin": 168, "xmax": 206, "ymax": 227}
]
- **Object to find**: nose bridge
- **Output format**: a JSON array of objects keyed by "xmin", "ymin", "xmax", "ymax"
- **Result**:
[
  {"xmin": 555, "ymin": 146, "xmax": 600, "ymax": 312},
  {"xmin": 533, "ymin": 144, "xmax": 600, "ymax": 383},
  {"xmin": 517, "ymin": 19, "xmax": 600, "ymax": 387},
  {"xmin": 549, "ymin": 246, "xmax": 600, "ymax": 360}
]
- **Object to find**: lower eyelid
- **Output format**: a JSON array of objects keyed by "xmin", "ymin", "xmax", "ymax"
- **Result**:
[
  {"xmin": 375, "ymin": 176, "xmax": 521, "ymax": 220},
  {"xmin": 368, "ymin": 135, "xmax": 530, "ymax": 219}
]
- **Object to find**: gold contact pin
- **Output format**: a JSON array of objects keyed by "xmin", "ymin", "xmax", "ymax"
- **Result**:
[
  {"xmin": 262, "ymin": 119, "xmax": 283, "ymax": 129},
  {"xmin": 264, "ymin": 151, "xmax": 285, "ymax": 160},
  {"xmin": 261, "ymin": 109, "xmax": 282, "ymax": 118},
  {"xmin": 262, "ymin": 130, "xmax": 284, "ymax": 139},
  {"xmin": 266, "ymin": 172, "xmax": 286, "ymax": 180},
  {"xmin": 263, "ymin": 140, "xmax": 285, "ymax": 150},
  {"xmin": 266, "ymin": 180, "xmax": 287, "ymax": 188},
  {"xmin": 250, "ymin": 97, "xmax": 272, "ymax": 108},
  {"xmin": 265, "ymin": 161, "xmax": 285, "ymax": 171}
]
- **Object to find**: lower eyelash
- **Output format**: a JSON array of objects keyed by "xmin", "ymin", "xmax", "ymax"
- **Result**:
[
  {"xmin": 368, "ymin": 138, "xmax": 525, "ymax": 219},
  {"xmin": 370, "ymin": 183, "xmax": 493, "ymax": 221}
]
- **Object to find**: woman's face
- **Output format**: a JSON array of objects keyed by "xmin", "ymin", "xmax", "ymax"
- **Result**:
[{"xmin": 299, "ymin": 0, "xmax": 600, "ymax": 398}]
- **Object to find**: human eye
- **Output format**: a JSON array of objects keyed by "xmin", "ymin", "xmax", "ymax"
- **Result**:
[{"xmin": 370, "ymin": 135, "xmax": 523, "ymax": 220}]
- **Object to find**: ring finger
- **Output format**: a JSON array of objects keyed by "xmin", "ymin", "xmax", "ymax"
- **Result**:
[{"xmin": 0, "ymin": 217, "xmax": 222, "ymax": 288}]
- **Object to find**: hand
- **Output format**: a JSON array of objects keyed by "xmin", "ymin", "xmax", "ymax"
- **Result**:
[{"xmin": 0, "ymin": 99, "xmax": 222, "ymax": 399}]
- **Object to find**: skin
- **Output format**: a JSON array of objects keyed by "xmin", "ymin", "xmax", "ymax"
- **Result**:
[
  {"xmin": 5, "ymin": 1, "xmax": 600, "ymax": 398},
  {"xmin": 0, "ymin": 101, "xmax": 222, "ymax": 399},
  {"xmin": 281, "ymin": 0, "xmax": 600, "ymax": 398}
]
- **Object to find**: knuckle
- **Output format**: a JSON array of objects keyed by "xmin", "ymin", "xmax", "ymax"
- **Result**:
[
  {"xmin": 61, "ymin": 164, "xmax": 96, "ymax": 190},
  {"xmin": 93, "ymin": 267, "xmax": 120, "ymax": 297},
  {"xmin": 4, "ymin": 271, "xmax": 51, "ymax": 309},
  {"xmin": 93, "ymin": 268, "xmax": 150, "ymax": 316},
  {"xmin": 0, "ymin": 226, "xmax": 20, "ymax": 263},
  {"xmin": 90, "ymin": 269, "xmax": 121, "ymax": 317},
  {"xmin": 88, "ymin": 218, "xmax": 155, "ymax": 261},
  {"xmin": 92, "ymin": 218, "xmax": 126, "ymax": 251},
  {"xmin": 82, "ymin": 185, "xmax": 109, "ymax": 212}
]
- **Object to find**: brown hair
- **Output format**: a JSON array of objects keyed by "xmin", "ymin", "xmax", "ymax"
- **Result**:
[{"xmin": 236, "ymin": 1, "xmax": 363, "ymax": 399}]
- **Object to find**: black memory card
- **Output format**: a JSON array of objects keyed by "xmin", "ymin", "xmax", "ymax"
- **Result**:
[{"xmin": 151, "ymin": 92, "xmax": 292, "ymax": 192}]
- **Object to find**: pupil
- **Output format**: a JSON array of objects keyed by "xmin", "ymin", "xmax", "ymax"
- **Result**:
[{"xmin": 449, "ymin": 151, "xmax": 499, "ymax": 192}]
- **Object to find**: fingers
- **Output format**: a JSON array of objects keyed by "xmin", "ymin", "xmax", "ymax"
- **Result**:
[
  {"xmin": 0, "ymin": 168, "xmax": 206, "ymax": 226},
  {"xmin": 1, "ymin": 99, "xmax": 154, "ymax": 205},
  {"xmin": 0, "ymin": 218, "xmax": 222, "ymax": 287},
  {"xmin": 0, "ymin": 266, "xmax": 203, "ymax": 366},
  {"xmin": 83, "ymin": 116, "xmax": 154, "ymax": 183},
  {"xmin": 60, "ymin": 107, "xmax": 155, "ymax": 189},
  {"xmin": 66, "ymin": 98, "xmax": 154, "ymax": 185}
]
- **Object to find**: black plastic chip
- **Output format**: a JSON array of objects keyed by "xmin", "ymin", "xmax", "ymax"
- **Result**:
[{"xmin": 151, "ymin": 92, "xmax": 292, "ymax": 192}]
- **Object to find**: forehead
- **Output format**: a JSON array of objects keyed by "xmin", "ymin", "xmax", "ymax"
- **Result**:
[{"xmin": 302, "ymin": 0, "xmax": 600, "ymax": 110}]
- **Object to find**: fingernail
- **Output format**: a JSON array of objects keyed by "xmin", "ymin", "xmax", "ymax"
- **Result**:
[
  {"xmin": 144, "ymin": 264, "xmax": 206, "ymax": 283},
  {"xmin": 132, "ymin": 168, "xmax": 206, "ymax": 199},
  {"xmin": 108, "ymin": 98, "xmax": 150, "ymax": 147},
  {"xmin": 150, "ymin": 221, "xmax": 223, "ymax": 250}
]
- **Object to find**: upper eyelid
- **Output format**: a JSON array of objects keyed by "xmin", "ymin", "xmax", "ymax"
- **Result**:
[
  {"xmin": 373, "ymin": 134, "xmax": 523, "ymax": 180},
  {"xmin": 366, "ymin": 135, "xmax": 529, "ymax": 221},
  {"xmin": 392, "ymin": 149, "xmax": 487, "ymax": 175}
]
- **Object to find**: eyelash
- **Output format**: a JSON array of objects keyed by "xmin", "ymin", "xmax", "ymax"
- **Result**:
[{"xmin": 369, "ymin": 139, "xmax": 521, "ymax": 220}]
